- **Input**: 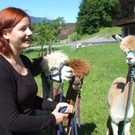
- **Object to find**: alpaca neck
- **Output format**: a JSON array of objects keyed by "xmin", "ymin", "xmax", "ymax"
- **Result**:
[
  {"xmin": 42, "ymin": 77, "xmax": 53, "ymax": 101},
  {"xmin": 65, "ymin": 84, "xmax": 79, "ymax": 106},
  {"xmin": 122, "ymin": 66, "xmax": 135, "ymax": 105}
]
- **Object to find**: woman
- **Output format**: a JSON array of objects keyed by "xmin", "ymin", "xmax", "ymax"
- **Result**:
[{"xmin": 0, "ymin": 7, "xmax": 74, "ymax": 135}]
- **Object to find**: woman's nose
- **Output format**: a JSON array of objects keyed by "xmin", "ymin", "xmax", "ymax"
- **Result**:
[{"xmin": 26, "ymin": 27, "xmax": 33, "ymax": 36}]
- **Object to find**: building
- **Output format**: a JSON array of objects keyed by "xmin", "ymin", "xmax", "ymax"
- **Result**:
[
  {"xmin": 58, "ymin": 23, "xmax": 75, "ymax": 39},
  {"xmin": 112, "ymin": 0, "xmax": 135, "ymax": 37},
  {"xmin": 112, "ymin": 13, "xmax": 135, "ymax": 37}
]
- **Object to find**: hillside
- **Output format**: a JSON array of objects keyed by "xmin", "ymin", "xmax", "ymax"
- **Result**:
[{"xmin": 77, "ymin": 27, "xmax": 122, "ymax": 42}]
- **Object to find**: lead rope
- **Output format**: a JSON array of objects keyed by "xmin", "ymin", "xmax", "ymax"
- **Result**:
[
  {"xmin": 56, "ymin": 82, "xmax": 71, "ymax": 135},
  {"xmin": 122, "ymin": 66, "xmax": 135, "ymax": 135},
  {"xmin": 71, "ymin": 90, "xmax": 81, "ymax": 135},
  {"xmin": 56, "ymin": 82, "xmax": 64, "ymax": 135},
  {"xmin": 77, "ymin": 90, "xmax": 81, "ymax": 135},
  {"xmin": 56, "ymin": 82, "xmax": 79, "ymax": 135}
]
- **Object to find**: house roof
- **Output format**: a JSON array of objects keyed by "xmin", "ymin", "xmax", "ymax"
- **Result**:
[
  {"xmin": 112, "ymin": 14, "xmax": 135, "ymax": 26},
  {"xmin": 58, "ymin": 23, "xmax": 75, "ymax": 39},
  {"xmin": 58, "ymin": 28, "xmax": 74, "ymax": 39},
  {"xmin": 66, "ymin": 23, "xmax": 75, "ymax": 28}
]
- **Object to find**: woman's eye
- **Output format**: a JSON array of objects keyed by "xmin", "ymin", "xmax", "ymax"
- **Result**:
[
  {"xmin": 20, "ymin": 27, "xmax": 26, "ymax": 31},
  {"xmin": 29, "ymin": 26, "xmax": 33, "ymax": 31}
]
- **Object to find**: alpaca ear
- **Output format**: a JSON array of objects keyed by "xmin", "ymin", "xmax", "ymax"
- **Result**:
[{"xmin": 115, "ymin": 34, "xmax": 123, "ymax": 43}]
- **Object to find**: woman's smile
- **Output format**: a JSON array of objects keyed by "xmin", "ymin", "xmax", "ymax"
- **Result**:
[{"xmin": 22, "ymin": 39, "xmax": 31, "ymax": 44}]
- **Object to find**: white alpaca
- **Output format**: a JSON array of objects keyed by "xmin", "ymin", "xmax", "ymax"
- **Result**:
[
  {"xmin": 32, "ymin": 50, "xmax": 74, "ymax": 115},
  {"xmin": 40, "ymin": 51, "xmax": 73, "ymax": 100},
  {"xmin": 106, "ymin": 35, "xmax": 135, "ymax": 135}
]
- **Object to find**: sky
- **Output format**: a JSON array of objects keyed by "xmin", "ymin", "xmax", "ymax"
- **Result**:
[{"xmin": 0, "ymin": 0, "xmax": 81, "ymax": 23}]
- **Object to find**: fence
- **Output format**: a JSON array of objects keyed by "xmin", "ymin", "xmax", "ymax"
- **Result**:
[{"xmin": 69, "ymin": 35, "xmax": 77, "ymax": 51}]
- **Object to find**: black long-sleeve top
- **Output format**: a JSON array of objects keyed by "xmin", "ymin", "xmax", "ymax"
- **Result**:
[{"xmin": 0, "ymin": 54, "xmax": 58, "ymax": 135}]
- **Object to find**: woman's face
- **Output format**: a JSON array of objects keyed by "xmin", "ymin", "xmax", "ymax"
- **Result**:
[{"xmin": 5, "ymin": 17, "xmax": 33, "ymax": 51}]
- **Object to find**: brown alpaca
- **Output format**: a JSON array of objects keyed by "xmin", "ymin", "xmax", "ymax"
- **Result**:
[
  {"xmin": 54, "ymin": 58, "xmax": 90, "ymax": 134},
  {"xmin": 106, "ymin": 35, "xmax": 135, "ymax": 135}
]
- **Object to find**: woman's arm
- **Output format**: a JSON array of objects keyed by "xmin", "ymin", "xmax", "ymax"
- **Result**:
[{"xmin": 34, "ymin": 95, "xmax": 58, "ymax": 111}]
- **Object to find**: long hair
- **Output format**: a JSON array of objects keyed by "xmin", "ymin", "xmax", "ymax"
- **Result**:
[{"xmin": 0, "ymin": 7, "xmax": 31, "ymax": 56}]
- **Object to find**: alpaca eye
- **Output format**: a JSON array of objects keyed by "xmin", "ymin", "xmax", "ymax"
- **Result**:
[{"xmin": 51, "ymin": 67, "xmax": 57, "ymax": 71}]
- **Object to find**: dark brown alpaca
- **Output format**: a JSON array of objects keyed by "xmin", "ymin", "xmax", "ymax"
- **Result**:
[{"xmin": 53, "ymin": 58, "xmax": 90, "ymax": 134}]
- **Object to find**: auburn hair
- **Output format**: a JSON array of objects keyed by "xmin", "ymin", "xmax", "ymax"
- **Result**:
[{"xmin": 0, "ymin": 7, "xmax": 31, "ymax": 56}]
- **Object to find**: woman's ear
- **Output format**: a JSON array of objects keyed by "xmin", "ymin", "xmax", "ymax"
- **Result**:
[{"xmin": 2, "ymin": 29, "xmax": 9, "ymax": 39}]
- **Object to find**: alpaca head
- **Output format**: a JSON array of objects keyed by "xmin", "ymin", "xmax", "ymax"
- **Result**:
[
  {"xmin": 32, "ymin": 51, "xmax": 70, "ymax": 82},
  {"xmin": 115, "ymin": 34, "xmax": 135, "ymax": 66},
  {"xmin": 41, "ymin": 51, "xmax": 69, "ymax": 78},
  {"xmin": 116, "ymin": 34, "xmax": 135, "ymax": 54},
  {"xmin": 65, "ymin": 58, "xmax": 90, "ymax": 90}
]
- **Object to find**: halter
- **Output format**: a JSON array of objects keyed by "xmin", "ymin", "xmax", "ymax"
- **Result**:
[
  {"xmin": 70, "ymin": 76, "xmax": 83, "ymax": 89},
  {"xmin": 76, "ymin": 76, "xmax": 83, "ymax": 87},
  {"xmin": 41, "ymin": 65, "xmax": 64, "ymax": 83},
  {"xmin": 128, "ymin": 51, "xmax": 135, "ymax": 56}
]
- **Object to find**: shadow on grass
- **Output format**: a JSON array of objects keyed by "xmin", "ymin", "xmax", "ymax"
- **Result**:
[
  {"xmin": 39, "ymin": 122, "xmax": 97, "ymax": 135},
  {"xmin": 80, "ymin": 122, "xmax": 96, "ymax": 135},
  {"xmin": 107, "ymin": 116, "xmax": 125, "ymax": 135}
]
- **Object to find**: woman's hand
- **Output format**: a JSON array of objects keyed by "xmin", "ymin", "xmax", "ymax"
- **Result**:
[
  {"xmin": 51, "ymin": 103, "xmax": 74, "ymax": 125},
  {"xmin": 57, "ymin": 102, "xmax": 74, "ymax": 114}
]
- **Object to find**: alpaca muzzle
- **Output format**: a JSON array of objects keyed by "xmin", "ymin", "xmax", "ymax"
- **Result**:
[{"xmin": 41, "ymin": 65, "xmax": 64, "ymax": 83}]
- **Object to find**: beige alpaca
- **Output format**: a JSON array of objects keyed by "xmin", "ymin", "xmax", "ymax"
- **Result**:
[{"xmin": 106, "ymin": 35, "xmax": 135, "ymax": 135}]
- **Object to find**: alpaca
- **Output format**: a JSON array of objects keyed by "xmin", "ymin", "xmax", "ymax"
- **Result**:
[
  {"xmin": 53, "ymin": 58, "xmax": 90, "ymax": 134},
  {"xmin": 32, "ymin": 50, "xmax": 74, "ymax": 115},
  {"xmin": 106, "ymin": 35, "xmax": 135, "ymax": 135}
]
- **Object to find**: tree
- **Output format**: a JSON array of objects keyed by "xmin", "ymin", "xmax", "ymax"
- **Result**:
[
  {"xmin": 32, "ymin": 19, "xmax": 59, "ymax": 46},
  {"xmin": 76, "ymin": 0, "xmax": 100, "ymax": 35},
  {"xmin": 97, "ymin": 0, "xmax": 119, "ymax": 27},
  {"xmin": 116, "ymin": 0, "xmax": 135, "ymax": 20},
  {"xmin": 32, "ymin": 17, "xmax": 67, "ymax": 46},
  {"xmin": 53, "ymin": 17, "xmax": 66, "ymax": 29},
  {"xmin": 76, "ymin": 0, "xmax": 119, "ymax": 35}
]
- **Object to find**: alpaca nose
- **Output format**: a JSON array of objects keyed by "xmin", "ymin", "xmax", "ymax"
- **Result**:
[
  {"xmin": 127, "ymin": 57, "xmax": 132, "ymax": 61},
  {"xmin": 73, "ymin": 81, "xmax": 80, "ymax": 86}
]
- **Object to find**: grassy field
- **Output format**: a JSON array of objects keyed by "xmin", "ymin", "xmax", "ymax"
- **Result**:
[{"xmin": 24, "ymin": 41, "xmax": 135, "ymax": 135}]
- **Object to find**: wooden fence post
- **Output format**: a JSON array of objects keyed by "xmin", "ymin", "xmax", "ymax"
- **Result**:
[{"xmin": 68, "ymin": 35, "xmax": 69, "ymax": 45}]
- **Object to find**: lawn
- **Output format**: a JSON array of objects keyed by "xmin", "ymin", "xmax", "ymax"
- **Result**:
[{"xmin": 24, "ymin": 43, "xmax": 135, "ymax": 135}]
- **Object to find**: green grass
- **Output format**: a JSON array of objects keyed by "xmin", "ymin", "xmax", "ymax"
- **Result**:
[{"xmin": 24, "ymin": 42, "xmax": 135, "ymax": 134}]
